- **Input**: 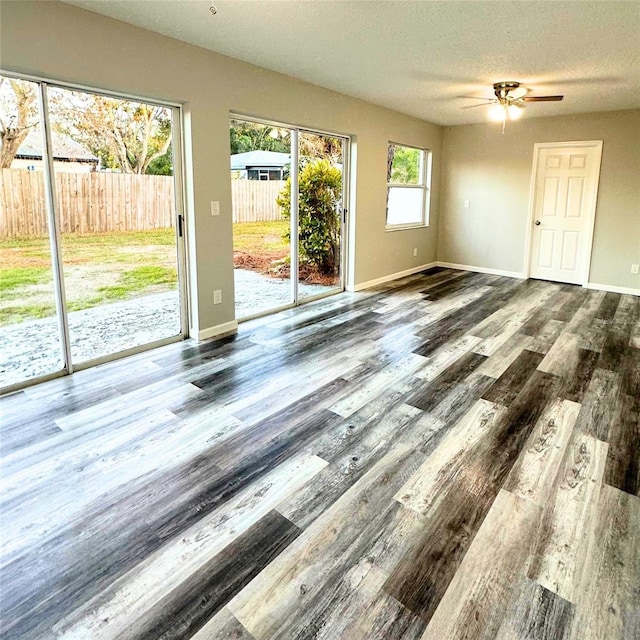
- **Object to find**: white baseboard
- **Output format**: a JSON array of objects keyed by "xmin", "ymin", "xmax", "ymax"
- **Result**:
[
  {"xmin": 196, "ymin": 320, "xmax": 238, "ymax": 341},
  {"xmin": 348, "ymin": 262, "xmax": 438, "ymax": 292},
  {"xmin": 436, "ymin": 261, "xmax": 526, "ymax": 279},
  {"xmin": 436, "ymin": 263, "xmax": 638, "ymax": 295},
  {"xmin": 586, "ymin": 282, "xmax": 640, "ymax": 296}
]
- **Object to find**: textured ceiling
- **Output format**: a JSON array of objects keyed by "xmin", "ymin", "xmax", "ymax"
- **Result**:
[{"xmin": 62, "ymin": 0, "xmax": 640, "ymax": 126}]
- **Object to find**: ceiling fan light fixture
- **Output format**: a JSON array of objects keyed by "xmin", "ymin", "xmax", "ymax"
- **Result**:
[
  {"xmin": 479, "ymin": 81, "xmax": 564, "ymax": 133},
  {"xmin": 507, "ymin": 104, "xmax": 522, "ymax": 119},
  {"xmin": 489, "ymin": 104, "xmax": 507, "ymax": 122}
]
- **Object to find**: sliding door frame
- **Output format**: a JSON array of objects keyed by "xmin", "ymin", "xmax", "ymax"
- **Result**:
[
  {"xmin": 290, "ymin": 128, "xmax": 300, "ymax": 305},
  {"xmin": 230, "ymin": 112, "xmax": 351, "ymax": 322},
  {"xmin": 297, "ymin": 126, "xmax": 350, "ymax": 303},
  {"xmin": 0, "ymin": 70, "xmax": 189, "ymax": 393},
  {"xmin": 40, "ymin": 82, "xmax": 73, "ymax": 374}
]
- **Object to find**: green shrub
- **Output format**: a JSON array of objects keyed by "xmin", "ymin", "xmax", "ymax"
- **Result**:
[{"xmin": 276, "ymin": 159, "xmax": 342, "ymax": 276}]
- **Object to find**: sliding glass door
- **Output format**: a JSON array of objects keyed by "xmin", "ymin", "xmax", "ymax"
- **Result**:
[
  {"xmin": 48, "ymin": 86, "xmax": 183, "ymax": 364},
  {"xmin": 230, "ymin": 116, "xmax": 348, "ymax": 320},
  {"xmin": 0, "ymin": 77, "xmax": 65, "ymax": 387},
  {"xmin": 0, "ymin": 74, "xmax": 186, "ymax": 391},
  {"xmin": 230, "ymin": 118, "xmax": 293, "ymax": 319},
  {"xmin": 297, "ymin": 130, "xmax": 345, "ymax": 301}
]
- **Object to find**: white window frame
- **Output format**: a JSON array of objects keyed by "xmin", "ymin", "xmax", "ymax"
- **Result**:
[{"xmin": 385, "ymin": 142, "xmax": 432, "ymax": 231}]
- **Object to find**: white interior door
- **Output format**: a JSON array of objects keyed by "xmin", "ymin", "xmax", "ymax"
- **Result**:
[{"xmin": 529, "ymin": 142, "xmax": 602, "ymax": 285}]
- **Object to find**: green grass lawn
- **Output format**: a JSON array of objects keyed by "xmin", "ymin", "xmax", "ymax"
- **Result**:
[
  {"xmin": 233, "ymin": 220, "xmax": 289, "ymax": 256},
  {"xmin": 0, "ymin": 229, "xmax": 178, "ymax": 325},
  {"xmin": 1, "ymin": 223, "xmax": 290, "ymax": 325},
  {"xmin": 0, "ymin": 266, "xmax": 51, "ymax": 294},
  {"xmin": 99, "ymin": 264, "xmax": 177, "ymax": 298}
]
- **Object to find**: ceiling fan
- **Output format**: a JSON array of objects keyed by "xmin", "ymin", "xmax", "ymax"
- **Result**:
[{"xmin": 464, "ymin": 81, "xmax": 564, "ymax": 133}]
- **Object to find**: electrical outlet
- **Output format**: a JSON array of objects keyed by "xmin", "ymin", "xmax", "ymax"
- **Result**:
[
  {"xmin": 210, "ymin": 201, "xmax": 220, "ymax": 216},
  {"xmin": 464, "ymin": 200, "xmax": 470, "ymax": 209},
  {"xmin": 413, "ymin": 248, "xmax": 418, "ymax": 257},
  {"xmin": 632, "ymin": 264, "xmax": 639, "ymax": 275},
  {"xmin": 213, "ymin": 289, "xmax": 222, "ymax": 304}
]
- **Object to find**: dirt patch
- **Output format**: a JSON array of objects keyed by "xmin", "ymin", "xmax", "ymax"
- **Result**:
[
  {"xmin": 63, "ymin": 264, "xmax": 128, "ymax": 301},
  {"xmin": 298, "ymin": 265, "xmax": 339, "ymax": 286},
  {"xmin": 233, "ymin": 251, "xmax": 284, "ymax": 272},
  {"xmin": 277, "ymin": 263, "xmax": 339, "ymax": 286},
  {"xmin": 233, "ymin": 251, "xmax": 339, "ymax": 286},
  {"xmin": 0, "ymin": 247, "xmax": 52, "ymax": 269}
]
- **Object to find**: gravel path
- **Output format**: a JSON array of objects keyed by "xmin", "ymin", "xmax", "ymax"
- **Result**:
[
  {"xmin": 234, "ymin": 268, "xmax": 334, "ymax": 317},
  {"xmin": 1, "ymin": 269, "xmax": 335, "ymax": 387},
  {"xmin": 0, "ymin": 291, "xmax": 180, "ymax": 387}
]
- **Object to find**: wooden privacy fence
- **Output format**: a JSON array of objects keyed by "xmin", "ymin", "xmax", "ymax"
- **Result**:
[
  {"xmin": 231, "ymin": 180, "xmax": 285, "ymax": 223},
  {"xmin": 0, "ymin": 169, "xmax": 175, "ymax": 237},
  {"xmin": 0, "ymin": 170, "xmax": 285, "ymax": 237}
]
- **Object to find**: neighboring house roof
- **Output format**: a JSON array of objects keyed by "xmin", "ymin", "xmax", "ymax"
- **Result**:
[
  {"xmin": 16, "ymin": 130, "xmax": 98, "ymax": 163},
  {"xmin": 230, "ymin": 150, "xmax": 290, "ymax": 170}
]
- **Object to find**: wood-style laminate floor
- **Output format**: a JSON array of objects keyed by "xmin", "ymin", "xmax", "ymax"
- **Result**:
[{"xmin": 1, "ymin": 268, "xmax": 638, "ymax": 640}]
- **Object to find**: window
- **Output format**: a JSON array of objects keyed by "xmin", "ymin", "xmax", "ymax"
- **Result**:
[
  {"xmin": 385, "ymin": 143, "xmax": 431, "ymax": 229},
  {"xmin": 247, "ymin": 168, "xmax": 283, "ymax": 180}
]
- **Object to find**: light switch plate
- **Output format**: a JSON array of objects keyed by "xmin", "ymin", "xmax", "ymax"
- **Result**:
[{"xmin": 211, "ymin": 201, "xmax": 220, "ymax": 216}]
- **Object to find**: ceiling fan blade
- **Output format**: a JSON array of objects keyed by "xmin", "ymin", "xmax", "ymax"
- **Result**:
[
  {"xmin": 461, "ymin": 102, "xmax": 495, "ymax": 109},
  {"xmin": 522, "ymin": 95, "xmax": 564, "ymax": 102}
]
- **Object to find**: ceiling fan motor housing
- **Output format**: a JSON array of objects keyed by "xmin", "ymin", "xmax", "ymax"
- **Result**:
[{"xmin": 493, "ymin": 81, "xmax": 521, "ymax": 101}]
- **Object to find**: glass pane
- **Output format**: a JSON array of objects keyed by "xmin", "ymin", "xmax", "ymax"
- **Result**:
[
  {"xmin": 297, "ymin": 131, "xmax": 343, "ymax": 300},
  {"xmin": 386, "ymin": 187, "xmax": 424, "ymax": 226},
  {"xmin": 47, "ymin": 86, "xmax": 181, "ymax": 364},
  {"xmin": 388, "ymin": 144, "xmax": 422, "ymax": 185},
  {"xmin": 0, "ymin": 76, "xmax": 65, "ymax": 388},
  {"xmin": 230, "ymin": 118, "xmax": 292, "ymax": 318}
]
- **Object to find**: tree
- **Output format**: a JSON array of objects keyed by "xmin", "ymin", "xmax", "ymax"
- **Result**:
[
  {"xmin": 230, "ymin": 119, "xmax": 289, "ymax": 154},
  {"xmin": 0, "ymin": 77, "xmax": 38, "ymax": 169},
  {"xmin": 299, "ymin": 133, "xmax": 343, "ymax": 165},
  {"xmin": 229, "ymin": 120, "xmax": 343, "ymax": 163},
  {"xmin": 146, "ymin": 149, "xmax": 173, "ymax": 176},
  {"xmin": 388, "ymin": 144, "xmax": 420, "ymax": 183},
  {"xmin": 50, "ymin": 90, "xmax": 172, "ymax": 174},
  {"xmin": 277, "ymin": 159, "xmax": 342, "ymax": 276}
]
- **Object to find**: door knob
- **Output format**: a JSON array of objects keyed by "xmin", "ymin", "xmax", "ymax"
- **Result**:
[{"xmin": 535, "ymin": 220, "xmax": 541, "ymax": 225}]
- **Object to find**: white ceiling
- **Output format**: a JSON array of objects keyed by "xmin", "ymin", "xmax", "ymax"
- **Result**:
[{"xmin": 63, "ymin": 0, "xmax": 640, "ymax": 126}]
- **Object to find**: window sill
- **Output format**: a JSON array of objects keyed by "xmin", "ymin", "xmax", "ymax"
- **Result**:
[{"xmin": 385, "ymin": 223, "xmax": 429, "ymax": 232}]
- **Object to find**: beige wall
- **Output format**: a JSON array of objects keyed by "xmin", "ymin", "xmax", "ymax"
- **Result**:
[
  {"xmin": 439, "ymin": 110, "xmax": 640, "ymax": 290},
  {"xmin": 2, "ymin": 2, "xmax": 636, "ymax": 342},
  {"xmin": 0, "ymin": 1, "xmax": 442, "ymax": 334}
]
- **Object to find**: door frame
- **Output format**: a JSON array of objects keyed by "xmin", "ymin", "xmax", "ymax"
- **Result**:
[
  {"xmin": 229, "ymin": 112, "xmax": 351, "ymax": 322},
  {"xmin": 0, "ymin": 70, "xmax": 189, "ymax": 394},
  {"xmin": 523, "ymin": 140, "xmax": 603, "ymax": 287}
]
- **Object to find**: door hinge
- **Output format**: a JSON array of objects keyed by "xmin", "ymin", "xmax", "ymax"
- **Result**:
[{"xmin": 177, "ymin": 214, "xmax": 184, "ymax": 237}]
